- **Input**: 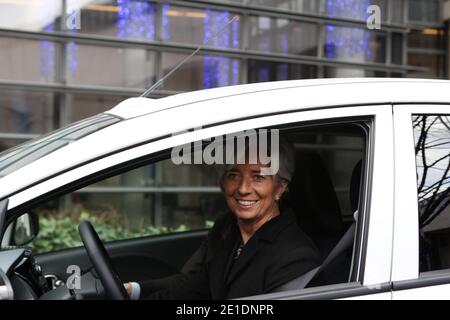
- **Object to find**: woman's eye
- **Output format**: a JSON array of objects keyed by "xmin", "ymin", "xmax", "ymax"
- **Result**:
[
  {"xmin": 226, "ymin": 172, "xmax": 239, "ymax": 179},
  {"xmin": 254, "ymin": 175, "xmax": 265, "ymax": 181}
]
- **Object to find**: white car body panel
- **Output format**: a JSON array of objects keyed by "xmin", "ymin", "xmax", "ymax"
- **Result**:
[
  {"xmin": 360, "ymin": 106, "xmax": 394, "ymax": 287},
  {"xmin": 391, "ymin": 106, "xmax": 421, "ymax": 282}
]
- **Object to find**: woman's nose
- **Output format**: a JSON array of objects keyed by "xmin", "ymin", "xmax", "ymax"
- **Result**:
[{"xmin": 237, "ymin": 177, "xmax": 252, "ymax": 194}]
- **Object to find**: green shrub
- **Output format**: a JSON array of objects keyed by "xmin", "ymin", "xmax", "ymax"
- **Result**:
[{"xmin": 31, "ymin": 211, "xmax": 190, "ymax": 254}]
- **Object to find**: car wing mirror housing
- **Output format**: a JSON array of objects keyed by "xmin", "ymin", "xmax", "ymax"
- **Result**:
[{"xmin": 10, "ymin": 211, "xmax": 39, "ymax": 247}]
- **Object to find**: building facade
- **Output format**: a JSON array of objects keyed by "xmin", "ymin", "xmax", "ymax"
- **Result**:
[{"xmin": 0, "ymin": 0, "xmax": 447, "ymax": 151}]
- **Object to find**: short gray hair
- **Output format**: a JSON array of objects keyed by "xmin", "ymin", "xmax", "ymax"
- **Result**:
[{"xmin": 216, "ymin": 136, "xmax": 296, "ymax": 186}]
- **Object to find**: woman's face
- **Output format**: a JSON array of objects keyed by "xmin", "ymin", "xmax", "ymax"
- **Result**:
[{"xmin": 221, "ymin": 163, "xmax": 287, "ymax": 222}]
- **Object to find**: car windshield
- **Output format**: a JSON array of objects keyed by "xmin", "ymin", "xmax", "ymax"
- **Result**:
[{"xmin": 0, "ymin": 113, "xmax": 120, "ymax": 178}]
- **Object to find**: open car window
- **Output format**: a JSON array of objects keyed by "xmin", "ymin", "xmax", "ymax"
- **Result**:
[{"xmin": 23, "ymin": 117, "xmax": 369, "ymax": 298}]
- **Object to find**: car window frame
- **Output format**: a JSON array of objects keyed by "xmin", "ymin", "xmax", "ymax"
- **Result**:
[
  {"xmin": 5, "ymin": 104, "xmax": 394, "ymax": 299},
  {"xmin": 391, "ymin": 104, "xmax": 450, "ymax": 298},
  {"xmin": 237, "ymin": 107, "xmax": 393, "ymax": 299}
]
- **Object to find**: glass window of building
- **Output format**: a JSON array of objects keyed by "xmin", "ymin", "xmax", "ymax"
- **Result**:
[
  {"xmin": 390, "ymin": 0, "xmax": 404, "ymax": 24},
  {"xmin": 244, "ymin": 0, "xmax": 320, "ymax": 14},
  {"xmin": 324, "ymin": 67, "xmax": 387, "ymax": 77},
  {"xmin": 248, "ymin": 60, "xmax": 317, "ymax": 82},
  {"xmin": 66, "ymin": 43, "xmax": 156, "ymax": 89},
  {"xmin": 0, "ymin": 90, "xmax": 56, "ymax": 135},
  {"xmin": 68, "ymin": 94, "xmax": 129, "ymax": 123},
  {"xmin": 408, "ymin": 29, "xmax": 445, "ymax": 50},
  {"xmin": 78, "ymin": 0, "xmax": 157, "ymax": 40},
  {"xmin": 324, "ymin": 0, "xmax": 388, "ymax": 22},
  {"xmin": 391, "ymin": 33, "xmax": 403, "ymax": 65},
  {"xmin": 408, "ymin": 0, "xmax": 441, "ymax": 24},
  {"xmin": 0, "ymin": 37, "xmax": 57, "ymax": 83},
  {"xmin": 161, "ymin": 53, "xmax": 240, "ymax": 91},
  {"xmin": 324, "ymin": 25, "xmax": 386, "ymax": 63},
  {"xmin": 414, "ymin": 115, "xmax": 450, "ymax": 273},
  {"xmin": 0, "ymin": 139, "xmax": 26, "ymax": 154},
  {"xmin": 407, "ymin": 27, "xmax": 446, "ymax": 79},
  {"xmin": 162, "ymin": 5, "xmax": 240, "ymax": 49},
  {"xmin": 408, "ymin": 53, "xmax": 446, "ymax": 79},
  {"xmin": 390, "ymin": 72, "xmax": 404, "ymax": 78},
  {"xmin": 248, "ymin": 16, "xmax": 318, "ymax": 56}
]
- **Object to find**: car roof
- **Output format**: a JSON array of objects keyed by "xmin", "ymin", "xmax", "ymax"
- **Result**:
[{"xmin": 107, "ymin": 78, "xmax": 450, "ymax": 119}]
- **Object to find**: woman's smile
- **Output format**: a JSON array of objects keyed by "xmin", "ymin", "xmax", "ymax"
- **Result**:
[{"xmin": 236, "ymin": 198, "xmax": 259, "ymax": 210}]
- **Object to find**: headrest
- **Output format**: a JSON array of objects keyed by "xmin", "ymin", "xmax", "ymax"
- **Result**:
[{"xmin": 285, "ymin": 150, "xmax": 343, "ymax": 237}]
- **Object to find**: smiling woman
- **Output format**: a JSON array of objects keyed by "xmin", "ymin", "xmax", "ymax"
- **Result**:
[
  {"xmin": 130, "ymin": 134, "xmax": 321, "ymax": 299},
  {"xmin": 219, "ymin": 136, "xmax": 294, "ymax": 244}
]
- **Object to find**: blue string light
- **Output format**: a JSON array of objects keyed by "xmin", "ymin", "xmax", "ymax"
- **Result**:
[
  {"xmin": 280, "ymin": 33, "xmax": 289, "ymax": 54},
  {"xmin": 279, "ymin": 63, "xmax": 288, "ymax": 80},
  {"xmin": 162, "ymin": 3, "xmax": 170, "ymax": 41},
  {"xmin": 258, "ymin": 67, "xmax": 269, "ymax": 82},
  {"xmin": 41, "ymin": 12, "xmax": 79, "ymax": 79},
  {"xmin": 154, "ymin": 4, "xmax": 241, "ymax": 89},
  {"xmin": 67, "ymin": 40, "xmax": 79, "ymax": 76},
  {"xmin": 324, "ymin": 0, "xmax": 373, "ymax": 62},
  {"xmin": 67, "ymin": 23, "xmax": 79, "ymax": 77},
  {"xmin": 232, "ymin": 17, "xmax": 239, "ymax": 49},
  {"xmin": 232, "ymin": 59, "xmax": 239, "ymax": 85},
  {"xmin": 117, "ymin": 0, "xmax": 155, "ymax": 40},
  {"xmin": 326, "ymin": 0, "xmax": 369, "ymax": 20},
  {"xmin": 40, "ymin": 23, "xmax": 55, "ymax": 79},
  {"xmin": 203, "ymin": 9, "xmax": 239, "ymax": 89}
]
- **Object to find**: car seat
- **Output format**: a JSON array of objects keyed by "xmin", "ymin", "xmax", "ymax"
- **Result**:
[
  {"xmin": 282, "ymin": 149, "xmax": 344, "ymax": 259},
  {"xmin": 276, "ymin": 158, "xmax": 363, "ymax": 290},
  {"xmin": 314, "ymin": 159, "xmax": 362, "ymax": 285}
]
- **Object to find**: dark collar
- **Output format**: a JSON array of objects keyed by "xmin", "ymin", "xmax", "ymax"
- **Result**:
[
  {"xmin": 222, "ymin": 210, "xmax": 297, "ymax": 287},
  {"xmin": 253, "ymin": 209, "xmax": 297, "ymax": 243},
  {"xmin": 219, "ymin": 209, "xmax": 296, "ymax": 243}
]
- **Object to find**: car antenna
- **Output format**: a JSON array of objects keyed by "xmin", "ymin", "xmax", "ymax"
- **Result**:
[{"xmin": 141, "ymin": 15, "xmax": 239, "ymax": 98}]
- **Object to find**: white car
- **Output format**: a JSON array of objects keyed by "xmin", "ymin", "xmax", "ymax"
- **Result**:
[{"xmin": 0, "ymin": 78, "xmax": 449, "ymax": 300}]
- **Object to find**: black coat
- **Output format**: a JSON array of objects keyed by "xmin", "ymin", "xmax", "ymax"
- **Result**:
[{"xmin": 140, "ymin": 210, "xmax": 320, "ymax": 299}]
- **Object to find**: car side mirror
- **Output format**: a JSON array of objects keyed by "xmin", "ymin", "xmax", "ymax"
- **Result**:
[{"xmin": 10, "ymin": 212, "xmax": 39, "ymax": 246}]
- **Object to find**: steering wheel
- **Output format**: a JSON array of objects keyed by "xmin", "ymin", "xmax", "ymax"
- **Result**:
[{"xmin": 78, "ymin": 221, "xmax": 129, "ymax": 300}]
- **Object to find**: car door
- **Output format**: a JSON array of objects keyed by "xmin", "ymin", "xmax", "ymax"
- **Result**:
[
  {"xmin": 5, "ymin": 101, "xmax": 394, "ymax": 299},
  {"xmin": 231, "ymin": 104, "xmax": 394, "ymax": 300},
  {"xmin": 391, "ymin": 104, "xmax": 450, "ymax": 299}
]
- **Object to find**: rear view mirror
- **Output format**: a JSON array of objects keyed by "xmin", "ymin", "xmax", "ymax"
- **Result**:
[{"xmin": 11, "ymin": 212, "xmax": 39, "ymax": 246}]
